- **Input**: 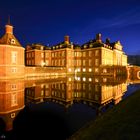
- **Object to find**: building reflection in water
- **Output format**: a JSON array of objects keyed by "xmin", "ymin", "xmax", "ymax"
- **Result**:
[
  {"xmin": 0, "ymin": 80, "xmax": 25, "ymax": 133},
  {"xmin": 25, "ymin": 76, "xmax": 127, "ymax": 113},
  {"xmin": 0, "ymin": 76, "xmax": 128, "ymax": 135}
]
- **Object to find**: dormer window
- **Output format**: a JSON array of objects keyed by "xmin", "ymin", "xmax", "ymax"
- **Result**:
[
  {"xmin": 84, "ymin": 45, "xmax": 87, "ymax": 49},
  {"xmin": 11, "ymin": 39, "xmax": 16, "ymax": 44},
  {"xmin": 41, "ymin": 46, "xmax": 43, "ymax": 50}
]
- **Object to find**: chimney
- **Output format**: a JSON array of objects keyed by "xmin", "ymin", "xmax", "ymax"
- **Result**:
[
  {"xmin": 64, "ymin": 35, "xmax": 70, "ymax": 44},
  {"xmin": 106, "ymin": 38, "xmax": 110, "ymax": 44},
  {"xmin": 96, "ymin": 33, "xmax": 102, "ymax": 43},
  {"xmin": 5, "ymin": 24, "xmax": 13, "ymax": 34}
]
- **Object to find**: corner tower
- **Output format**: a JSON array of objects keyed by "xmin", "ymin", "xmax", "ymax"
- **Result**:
[{"xmin": 0, "ymin": 19, "xmax": 25, "ymax": 79}]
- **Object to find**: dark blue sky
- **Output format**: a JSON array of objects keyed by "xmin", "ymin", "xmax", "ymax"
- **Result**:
[{"xmin": 0, "ymin": 0, "xmax": 140, "ymax": 54}]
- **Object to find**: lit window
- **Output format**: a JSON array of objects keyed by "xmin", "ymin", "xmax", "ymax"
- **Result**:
[
  {"xmin": 83, "ymin": 52, "xmax": 86, "ymax": 57},
  {"xmin": 11, "ymin": 39, "xmax": 16, "ymax": 44},
  {"xmin": 77, "ymin": 68, "xmax": 80, "ymax": 72},
  {"xmin": 89, "ymin": 51, "xmax": 92, "ymax": 57},
  {"xmin": 83, "ymin": 60, "xmax": 86, "ymax": 66},
  {"xmin": 41, "ymin": 53, "xmax": 44, "ymax": 58},
  {"xmin": 89, "ymin": 78, "xmax": 92, "ymax": 82},
  {"xmin": 83, "ymin": 68, "xmax": 86, "ymax": 72},
  {"xmin": 11, "ymin": 84, "xmax": 17, "ymax": 90},
  {"xmin": 45, "ymin": 84, "xmax": 49, "ymax": 88},
  {"xmin": 95, "ymin": 68, "xmax": 99, "ymax": 72},
  {"xmin": 11, "ymin": 51, "xmax": 17, "ymax": 64},
  {"xmin": 11, "ymin": 93, "xmax": 17, "ymax": 107},
  {"xmin": 41, "ymin": 61, "xmax": 45, "ymax": 66},
  {"xmin": 68, "ymin": 68, "xmax": 71, "ymax": 72},
  {"xmin": 41, "ymin": 90, "xmax": 44, "ymax": 96},
  {"xmin": 95, "ymin": 85, "xmax": 99, "ymax": 92},
  {"xmin": 11, "ymin": 68, "xmax": 17, "ymax": 73},
  {"xmin": 69, "ymin": 78, "xmax": 72, "ymax": 81},
  {"xmin": 95, "ymin": 50, "xmax": 99, "ymax": 56},
  {"xmin": 103, "ymin": 69, "xmax": 107, "ymax": 73},
  {"xmin": 45, "ymin": 60, "xmax": 49, "ymax": 66},
  {"xmin": 83, "ymin": 77, "xmax": 86, "ymax": 81},
  {"xmin": 89, "ymin": 68, "xmax": 92, "ymax": 72},
  {"xmin": 89, "ymin": 60, "xmax": 92, "ymax": 66},
  {"xmin": 52, "ymin": 53, "xmax": 54, "ymax": 57},
  {"xmin": 95, "ymin": 78, "xmax": 99, "ymax": 82},
  {"xmin": 83, "ymin": 83, "xmax": 86, "ymax": 89},
  {"xmin": 95, "ymin": 59, "xmax": 99, "ymax": 66},
  {"xmin": 103, "ymin": 78, "xmax": 107, "ymax": 82},
  {"xmin": 77, "ymin": 77, "xmax": 80, "ymax": 81}
]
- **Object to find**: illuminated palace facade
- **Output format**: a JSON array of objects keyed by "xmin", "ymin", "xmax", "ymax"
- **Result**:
[
  {"xmin": 25, "ymin": 34, "xmax": 127, "ymax": 75},
  {"xmin": 0, "ymin": 22, "xmax": 127, "ymax": 79}
]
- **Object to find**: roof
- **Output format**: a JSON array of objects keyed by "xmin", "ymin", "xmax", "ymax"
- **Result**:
[
  {"xmin": 81, "ymin": 39, "xmax": 104, "ymax": 49},
  {"xmin": 0, "ymin": 33, "xmax": 22, "ymax": 46},
  {"xmin": 51, "ymin": 42, "xmax": 72, "ymax": 50},
  {"xmin": 26, "ymin": 43, "xmax": 50, "ymax": 50}
]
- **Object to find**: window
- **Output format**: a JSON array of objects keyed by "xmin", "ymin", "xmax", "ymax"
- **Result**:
[
  {"xmin": 89, "ymin": 68, "xmax": 92, "ymax": 72},
  {"xmin": 83, "ymin": 52, "xmax": 86, "ymax": 57},
  {"xmin": 83, "ymin": 77, "xmax": 86, "ymax": 81},
  {"xmin": 11, "ymin": 51, "xmax": 17, "ymax": 64},
  {"xmin": 11, "ymin": 93, "xmax": 17, "ymax": 107},
  {"xmin": 95, "ymin": 68, "xmax": 99, "ymax": 73},
  {"xmin": 95, "ymin": 78, "xmax": 99, "ymax": 82},
  {"xmin": 95, "ymin": 85, "xmax": 99, "ymax": 92},
  {"xmin": 41, "ymin": 53, "xmax": 44, "ymax": 58},
  {"xmin": 11, "ymin": 68, "xmax": 17, "ymax": 73},
  {"xmin": 62, "ymin": 51, "xmax": 65, "ymax": 57},
  {"xmin": 89, "ymin": 59, "xmax": 92, "ymax": 66},
  {"xmin": 95, "ymin": 59, "xmax": 99, "ymax": 66},
  {"xmin": 95, "ymin": 50, "xmax": 99, "ymax": 56},
  {"xmin": 52, "ymin": 53, "xmax": 54, "ymax": 58},
  {"xmin": 103, "ymin": 69, "xmax": 107, "ymax": 73},
  {"xmin": 83, "ymin": 83, "xmax": 86, "ymax": 89},
  {"xmin": 45, "ymin": 60, "xmax": 49, "ymax": 66},
  {"xmin": 11, "ymin": 84, "xmax": 17, "ymax": 90},
  {"xmin": 11, "ymin": 39, "xmax": 16, "ymax": 44},
  {"xmin": 83, "ymin": 60, "xmax": 86, "ymax": 66},
  {"xmin": 32, "ymin": 52, "xmax": 34, "ymax": 57},
  {"xmin": 89, "ymin": 51, "xmax": 92, "ymax": 57},
  {"xmin": 83, "ymin": 68, "xmax": 86, "ymax": 72}
]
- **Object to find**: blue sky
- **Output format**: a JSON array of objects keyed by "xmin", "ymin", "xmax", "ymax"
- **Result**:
[{"xmin": 0, "ymin": 0, "xmax": 140, "ymax": 54}]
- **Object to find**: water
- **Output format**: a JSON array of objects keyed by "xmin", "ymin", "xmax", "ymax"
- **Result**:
[{"xmin": 0, "ymin": 76, "xmax": 140, "ymax": 140}]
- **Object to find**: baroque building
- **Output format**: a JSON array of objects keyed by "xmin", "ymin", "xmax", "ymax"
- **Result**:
[{"xmin": 25, "ymin": 34, "xmax": 127, "ymax": 76}]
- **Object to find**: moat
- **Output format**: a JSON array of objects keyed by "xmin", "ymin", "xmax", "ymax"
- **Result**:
[{"xmin": 0, "ymin": 76, "xmax": 140, "ymax": 140}]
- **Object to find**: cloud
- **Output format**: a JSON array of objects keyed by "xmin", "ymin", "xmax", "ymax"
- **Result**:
[{"xmin": 80, "ymin": 7, "xmax": 140, "ymax": 34}]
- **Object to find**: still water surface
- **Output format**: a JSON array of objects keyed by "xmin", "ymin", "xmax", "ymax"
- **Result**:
[{"xmin": 0, "ymin": 76, "xmax": 140, "ymax": 140}]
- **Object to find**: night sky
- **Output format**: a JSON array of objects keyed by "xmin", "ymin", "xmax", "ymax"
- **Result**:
[{"xmin": 0, "ymin": 0, "xmax": 140, "ymax": 55}]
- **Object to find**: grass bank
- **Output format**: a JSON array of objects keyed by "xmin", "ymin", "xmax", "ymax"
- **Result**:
[{"xmin": 69, "ymin": 89, "xmax": 140, "ymax": 140}]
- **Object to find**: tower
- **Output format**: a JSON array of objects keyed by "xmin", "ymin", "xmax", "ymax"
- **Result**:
[{"xmin": 0, "ymin": 18, "xmax": 25, "ymax": 79}]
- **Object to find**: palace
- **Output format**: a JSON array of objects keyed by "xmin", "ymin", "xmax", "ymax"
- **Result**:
[
  {"xmin": 0, "ymin": 21, "xmax": 128, "ymax": 79},
  {"xmin": 25, "ymin": 34, "xmax": 127, "ymax": 76}
]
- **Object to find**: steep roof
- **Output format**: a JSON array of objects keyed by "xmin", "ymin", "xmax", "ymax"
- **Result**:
[{"xmin": 0, "ymin": 33, "xmax": 22, "ymax": 46}]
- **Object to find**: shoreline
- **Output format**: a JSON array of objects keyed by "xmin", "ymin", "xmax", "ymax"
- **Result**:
[{"xmin": 68, "ymin": 88, "xmax": 140, "ymax": 140}]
